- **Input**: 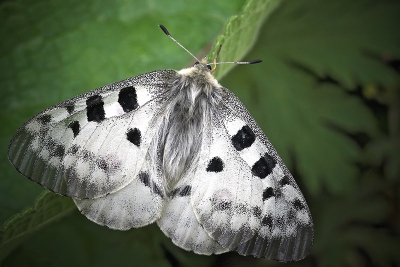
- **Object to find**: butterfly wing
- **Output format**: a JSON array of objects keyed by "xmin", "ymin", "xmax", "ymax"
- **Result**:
[
  {"xmin": 74, "ymin": 150, "xmax": 165, "ymax": 230},
  {"xmin": 157, "ymin": 112, "xmax": 228, "ymax": 255},
  {"xmin": 190, "ymin": 88, "xmax": 314, "ymax": 262},
  {"xmin": 157, "ymin": 179, "xmax": 229, "ymax": 255},
  {"xmin": 8, "ymin": 70, "xmax": 175, "ymax": 199}
]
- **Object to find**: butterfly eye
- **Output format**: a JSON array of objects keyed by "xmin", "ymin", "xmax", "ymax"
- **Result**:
[
  {"xmin": 194, "ymin": 62, "xmax": 200, "ymax": 66},
  {"xmin": 206, "ymin": 64, "xmax": 212, "ymax": 71}
]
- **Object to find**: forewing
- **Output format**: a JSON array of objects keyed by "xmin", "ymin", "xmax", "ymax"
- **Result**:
[
  {"xmin": 191, "ymin": 88, "xmax": 313, "ymax": 262},
  {"xmin": 8, "ymin": 70, "xmax": 176, "ymax": 199}
]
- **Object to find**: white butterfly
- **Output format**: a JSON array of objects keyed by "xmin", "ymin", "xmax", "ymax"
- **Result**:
[{"xmin": 8, "ymin": 25, "xmax": 313, "ymax": 262}]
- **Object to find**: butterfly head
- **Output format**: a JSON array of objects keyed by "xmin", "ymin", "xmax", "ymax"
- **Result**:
[
  {"xmin": 193, "ymin": 58, "xmax": 212, "ymax": 73},
  {"xmin": 177, "ymin": 61, "xmax": 221, "ymax": 90}
]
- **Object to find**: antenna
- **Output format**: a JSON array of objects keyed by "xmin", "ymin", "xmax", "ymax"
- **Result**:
[
  {"xmin": 208, "ymin": 45, "xmax": 261, "ymax": 72},
  {"xmin": 159, "ymin": 25, "xmax": 200, "ymax": 62},
  {"xmin": 213, "ymin": 59, "xmax": 262, "ymax": 65},
  {"xmin": 158, "ymin": 25, "xmax": 262, "ymax": 71}
]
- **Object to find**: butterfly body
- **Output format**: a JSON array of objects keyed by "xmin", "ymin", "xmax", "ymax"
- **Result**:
[
  {"xmin": 8, "ymin": 26, "xmax": 313, "ymax": 262},
  {"xmin": 161, "ymin": 61, "xmax": 220, "ymax": 187}
]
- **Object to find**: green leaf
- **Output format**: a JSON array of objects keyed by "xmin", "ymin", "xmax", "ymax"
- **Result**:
[
  {"xmin": 311, "ymin": 174, "xmax": 399, "ymax": 267},
  {"xmin": 3, "ymin": 213, "xmax": 177, "ymax": 267},
  {"xmin": 364, "ymin": 136, "xmax": 400, "ymax": 182},
  {"xmin": 211, "ymin": 0, "xmax": 281, "ymax": 79},
  {"xmin": 0, "ymin": 191, "xmax": 75, "ymax": 261},
  {"xmin": 260, "ymin": 0, "xmax": 400, "ymax": 89}
]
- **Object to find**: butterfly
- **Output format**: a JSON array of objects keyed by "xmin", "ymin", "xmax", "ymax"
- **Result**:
[{"xmin": 8, "ymin": 25, "xmax": 313, "ymax": 262}]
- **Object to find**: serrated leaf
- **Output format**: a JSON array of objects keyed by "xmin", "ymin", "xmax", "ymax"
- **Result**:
[
  {"xmin": 261, "ymin": 0, "xmax": 400, "ymax": 88},
  {"xmin": 364, "ymin": 136, "xmax": 400, "ymax": 182},
  {"xmin": 308, "ymin": 174, "xmax": 398, "ymax": 267},
  {"xmin": 0, "ymin": 191, "xmax": 75, "ymax": 261}
]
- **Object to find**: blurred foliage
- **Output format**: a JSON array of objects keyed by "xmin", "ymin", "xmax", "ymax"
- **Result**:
[{"xmin": 1, "ymin": 0, "xmax": 400, "ymax": 266}]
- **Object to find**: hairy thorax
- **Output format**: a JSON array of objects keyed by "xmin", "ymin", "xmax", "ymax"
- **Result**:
[{"xmin": 162, "ymin": 66, "xmax": 222, "ymax": 187}]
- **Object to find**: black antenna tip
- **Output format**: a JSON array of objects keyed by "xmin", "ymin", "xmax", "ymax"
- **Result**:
[
  {"xmin": 249, "ymin": 59, "xmax": 262, "ymax": 64},
  {"xmin": 159, "ymin": 25, "xmax": 170, "ymax": 36}
]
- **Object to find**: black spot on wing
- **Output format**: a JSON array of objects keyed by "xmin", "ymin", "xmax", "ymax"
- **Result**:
[
  {"xmin": 231, "ymin": 125, "xmax": 255, "ymax": 151},
  {"xmin": 280, "ymin": 175, "xmax": 290, "ymax": 186},
  {"xmin": 152, "ymin": 183, "xmax": 164, "ymax": 198},
  {"xmin": 169, "ymin": 185, "xmax": 192, "ymax": 198},
  {"xmin": 262, "ymin": 187, "xmax": 274, "ymax": 201},
  {"xmin": 38, "ymin": 114, "xmax": 52, "ymax": 124},
  {"xmin": 293, "ymin": 199, "xmax": 305, "ymax": 210},
  {"xmin": 252, "ymin": 206, "xmax": 262, "ymax": 218},
  {"xmin": 206, "ymin": 157, "xmax": 224, "ymax": 172},
  {"xmin": 179, "ymin": 185, "xmax": 191, "ymax": 197},
  {"xmin": 138, "ymin": 171, "xmax": 163, "ymax": 198},
  {"xmin": 86, "ymin": 95, "xmax": 105, "ymax": 122},
  {"xmin": 262, "ymin": 215, "xmax": 273, "ymax": 229},
  {"xmin": 68, "ymin": 121, "xmax": 80, "ymax": 137},
  {"xmin": 126, "ymin": 128, "xmax": 141, "ymax": 147},
  {"xmin": 251, "ymin": 153, "xmax": 276, "ymax": 179},
  {"xmin": 138, "ymin": 172, "xmax": 150, "ymax": 187},
  {"xmin": 169, "ymin": 188, "xmax": 180, "ymax": 198},
  {"xmin": 118, "ymin": 86, "xmax": 138, "ymax": 112},
  {"xmin": 53, "ymin": 144, "xmax": 65, "ymax": 157},
  {"xmin": 66, "ymin": 105, "xmax": 74, "ymax": 114}
]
